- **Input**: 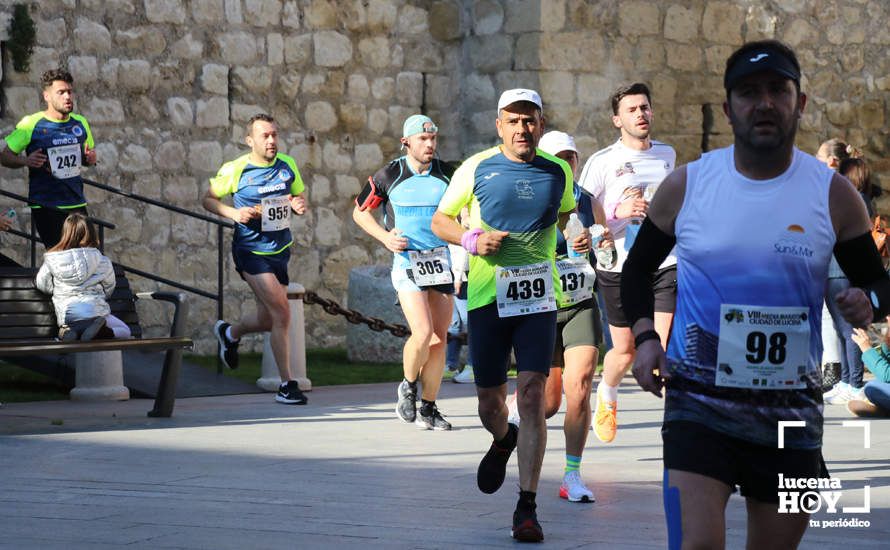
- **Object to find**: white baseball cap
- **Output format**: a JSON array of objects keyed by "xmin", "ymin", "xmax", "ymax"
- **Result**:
[
  {"xmin": 538, "ymin": 131, "xmax": 577, "ymax": 156},
  {"xmin": 497, "ymin": 88, "xmax": 543, "ymax": 112}
]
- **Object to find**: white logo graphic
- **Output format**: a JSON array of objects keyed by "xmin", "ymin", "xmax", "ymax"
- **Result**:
[
  {"xmin": 483, "ymin": 172, "xmax": 499, "ymax": 180},
  {"xmin": 778, "ymin": 421, "xmax": 871, "ymax": 529},
  {"xmin": 515, "ymin": 180, "xmax": 534, "ymax": 200},
  {"xmin": 749, "ymin": 53, "xmax": 769, "ymax": 63},
  {"xmin": 71, "ymin": 126, "xmax": 84, "ymax": 137}
]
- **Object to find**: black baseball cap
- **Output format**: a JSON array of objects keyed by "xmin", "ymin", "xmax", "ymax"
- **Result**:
[{"xmin": 724, "ymin": 43, "xmax": 801, "ymax": 91}]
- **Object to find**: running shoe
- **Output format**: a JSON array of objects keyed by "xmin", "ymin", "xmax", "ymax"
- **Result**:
[
  {"xmin": 593, "ymin": 390, "xmax": 618, "ymax": 443},
  {"xmin": 511, "ymin": 505, "xmax": 544, "ymax": 542},
  {"xmin": 506, "ymin": 393, "xmax": 520, "ymax": 425},
  {"xmin": 275, "ymin": 380, "xmax": 308, "ymax": 405},
  {"xmin": 214, "ymin": 320, "xmax": 240, "ymax": 370},
  {"xmin": 848, "ymin": 386, "xmax": 866, "ymax": 402},
  {"xmin": 416, "ymin": 403, "xmax": 452, "ymax": 431},
  {"xmin": 477, "ymin": 423, "xmax": 518, "ymax": 494},
  {"xmin": 824, "ymin": 382, "xmax": 852, "ymax": 405},
  {"xmin": 559, "ymin": 471, "xmax": 595, "ymax": 503},
  {"xmin": 847, "ymin": 398, "xmax": 889, "ymax": 418},
  {"xmin": 452, "ymin": 366, "xmax": 474, "ymax": 384},
  {"xmin": 396, "ymin": 379, "xmax": 417, "ymax": 423}
]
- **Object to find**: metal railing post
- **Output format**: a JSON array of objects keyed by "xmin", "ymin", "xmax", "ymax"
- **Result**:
[
  {"xmin": 217, "ymin": 224, "xmax": 225, "ymax": 374},
  {"xmin": 29, "ymin": 212, "xmax": 36, "ymax": 268}
]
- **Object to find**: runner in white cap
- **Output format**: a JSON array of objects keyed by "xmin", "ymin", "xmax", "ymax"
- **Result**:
[
  {"xmin": 433, "ymin": 89, "xmax": 576, "ymax": 542},
  {"xmin": 505, "ymin": 130, "xmax": 611, "ymax": 503}
]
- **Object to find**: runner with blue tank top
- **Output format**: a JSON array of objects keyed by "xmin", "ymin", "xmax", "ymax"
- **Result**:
[
  {"xmin": 353, "ymin": 115, "xmax": 455, "ymax": 431},
  {"xmin": 203, "ymin": 113, "xmax": 309, "ymax": 406},
  {"xmin": 433, "ymin": 90, "xmax": 576, "ymax": 542},
  {"xmin": 1, "ymin": 69, "xmax": 97, "ymax": 248},
  {"xmin": 622, "ymin": 40, "xmax": 890, "ymax": 550}
]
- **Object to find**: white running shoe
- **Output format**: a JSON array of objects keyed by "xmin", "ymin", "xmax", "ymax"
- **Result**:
[
  {"xmin": 452, "ymin": 366, "xmax": 475, "ymax": 384},
  {"xmin": 506, "ymin": 393, "xmax": 520, "ymax": 425},
  {"xmin": 559, "ymin": 471, "xmax": 595, "ymax": 503},
  {"xmin": 824, "ymin": 382, "xmax": 852, "ymax": 405},
  {"xmin": 848, "ymin": 386, "xmax": 866, "ymax": 402}
]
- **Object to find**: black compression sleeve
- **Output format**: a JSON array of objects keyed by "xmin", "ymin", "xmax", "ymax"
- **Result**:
[
  {"xmin": 834, "ymin": 231, "xmax": 890, "ymax": 318},
  {"xmin": 620, "ymin": 217, "xmax": 677, "ymax": 327}
]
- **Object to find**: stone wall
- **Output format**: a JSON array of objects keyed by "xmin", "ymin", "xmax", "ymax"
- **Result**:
[{"xmin": 0, "ymin": 0, "xmax": 887, "ymax": 355}]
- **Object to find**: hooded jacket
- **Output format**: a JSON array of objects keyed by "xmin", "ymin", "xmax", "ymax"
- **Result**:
[{"xmin": 35, "ymin": 247, "xmax": 115, "ymax": 325}]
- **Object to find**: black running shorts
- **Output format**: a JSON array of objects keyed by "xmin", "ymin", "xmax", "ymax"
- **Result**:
[
  {"xmin": 662, "ymin": 420, "xmax": 828, "ymax": 504},
  {"xmin": 468, "ymin": 302, "xmax": 557, "ymax": 388},
  {"xmin": 597, "ymin": 265, "xmax": 676, "ymax": 328},
  {"xmin": 233, "ymin": 246, "xmax": 290, "ymax": 286}
]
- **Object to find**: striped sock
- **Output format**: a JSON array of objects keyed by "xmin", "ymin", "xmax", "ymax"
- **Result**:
[{"xmin": 565, "ymin": 454, "xmax": 582, "ymax": 474}]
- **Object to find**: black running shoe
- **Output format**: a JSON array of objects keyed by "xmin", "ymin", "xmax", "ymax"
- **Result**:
[
  {"xmin": 512, "ymin": 505, "xmax": 544, "ymax": 542},
  {"xmin": 396, "ymin": 379, "xmax": 417, "ymax": 423},
  {"xmin": 416, "ymin": 403, "xmax": 452, "ymax": 431},
  {"xmin": 477, "ymin": 423, "xmax": 518, "ymax": 494},
  {"xmin": 275, "ymin": 380, "xmax": 308, "ymax": 405},
  {"xmin": 214, "ymin": 320, "xmax": 239, "ymax": 369}
]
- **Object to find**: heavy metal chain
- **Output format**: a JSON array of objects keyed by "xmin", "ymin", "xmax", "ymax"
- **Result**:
[{"xmin": 303, "ymin": 290, "xmax": 467, "ymax": 344}]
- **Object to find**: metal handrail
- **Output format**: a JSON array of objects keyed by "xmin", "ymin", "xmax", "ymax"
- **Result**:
[
  {"xmin": 0, "ymin": 189, "xmax": 116, "ymax": 263},
  {"xmin": 2, "ymin": 179, "xmax": 233, "ymax": 324},
  {"xmin": 80, "ymin": 178, "xmax": 232, "ymax": 324},
  {"xmin": 82, "ymin": 178, "xmax": 234, "ymax": 228},
  {"xmin": 0, "ymin": 189, "xmax": 116, "ymax": 229}
]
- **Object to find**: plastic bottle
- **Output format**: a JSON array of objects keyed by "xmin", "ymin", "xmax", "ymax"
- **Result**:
[
  {"xmin": 590, "ymin": 224, "xmax": 617, "ymax": 269},
  {"xmin": 565, "ymin": 213, "xmax": 585, "ymax": 258}
]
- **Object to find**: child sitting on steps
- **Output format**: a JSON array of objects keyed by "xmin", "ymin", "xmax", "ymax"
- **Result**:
[{"xmin": 36, "ymin": 213, "xmax": 131, "ymax": 341}]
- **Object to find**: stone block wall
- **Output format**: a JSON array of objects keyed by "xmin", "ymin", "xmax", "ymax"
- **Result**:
[{"xmin": 0, "ymin": 0, "xmax": 887, "ymax": 355}]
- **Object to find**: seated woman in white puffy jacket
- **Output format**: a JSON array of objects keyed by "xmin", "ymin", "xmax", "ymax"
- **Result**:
[{"xmin": 35, "ymin": 213, "xmax": 131, "ymax": 340}]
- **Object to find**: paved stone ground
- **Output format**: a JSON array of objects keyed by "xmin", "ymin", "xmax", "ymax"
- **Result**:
[{"xmin": 0, "ymin": 381, "xmax": 887, "ymax": 549}]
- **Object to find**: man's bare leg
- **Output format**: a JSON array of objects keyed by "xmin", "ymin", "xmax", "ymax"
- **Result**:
[{"xmin": 239, "ymin": 272, "xmax": 291, "ymax": 381}]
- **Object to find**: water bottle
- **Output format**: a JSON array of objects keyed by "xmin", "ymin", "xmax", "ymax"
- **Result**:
[
  {"xmin": 590, "ymin": 224, "xmax": 617, "ymax": 269},
  {"xmin": 565, "ymin": 213, "xmax": 585, "ymax": 258}
]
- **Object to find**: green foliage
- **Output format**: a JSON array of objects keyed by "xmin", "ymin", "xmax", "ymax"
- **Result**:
[{"xmin": 8, "ymin": 4, "xmax": 37, "ymax": 73}]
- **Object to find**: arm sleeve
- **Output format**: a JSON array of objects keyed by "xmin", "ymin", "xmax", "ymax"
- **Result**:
[
  {"xmin": 35, "ymin": 262, "xmax": 54, "ymax": 295},
  {"xmin": 4, "ymin": 116, "xmax": 37, "ymax": 154},
  {"xmin": 577, "ymin": 155, "xmax": 605, "ymax": 199},
  {"xmin": 558, "ymin": 164, "xmax": 576, "ymax": 213},
  {"xmin": 862, "ymin": 346, "xmax": 890, "ymax": 383},
  {"xmin": 620, "ymin": 217, "xmax": 677, "ymax": 326},
  {"xmin": 834, "ymin": 231, "xmax": 890, "ymax": 318},
  {"xmin": 280, "ymin": 155, "xmax": 305, "ymax": 195},
  {"xmin": 73, "ymin": 114, "xmax": 95, "ymax": 149},
  {"xmin": 99, "ymin": 256, "xmax": 116, "ymax": 297},
  {"xmin": 438, "ymin": 160, "xmax": 474, "ymax": 217},
  {"xmin": 209, "ymin": 160, "xmax": 239, "ymax": 198}
]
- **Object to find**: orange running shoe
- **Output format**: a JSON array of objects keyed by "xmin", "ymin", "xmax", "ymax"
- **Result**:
[{"xmin": 593, "ymin": 391, "xmax": 617, "ymax": 443}]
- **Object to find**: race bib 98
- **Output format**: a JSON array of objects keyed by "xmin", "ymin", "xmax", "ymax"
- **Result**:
[{"xmin": 715, "ymin": 304, "xmax": 810, "ymax": 390}]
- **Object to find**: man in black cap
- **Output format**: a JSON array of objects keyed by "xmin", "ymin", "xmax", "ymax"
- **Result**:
[{"xmin": 621, "ymin": 39, "xmax": 888, "ymax": 548}]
